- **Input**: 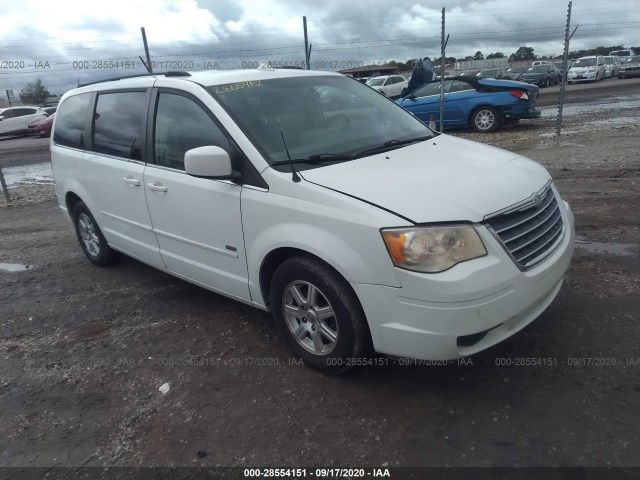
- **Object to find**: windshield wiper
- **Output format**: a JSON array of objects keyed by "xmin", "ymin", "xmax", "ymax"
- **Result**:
[
  {"xmin": 352, "ymin": 135, "xmax": 433, "ymax": 159},
  {"xmin": 272, "ymin": 153, "xmax": 354, "ymax": 166}
]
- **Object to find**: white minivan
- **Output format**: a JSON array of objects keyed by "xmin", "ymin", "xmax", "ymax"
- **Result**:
[
  {"xmin": 51, "ymin": 69, "xmax": 574, "ymax": 373},
  {"xmin": 567, "ymin": 56, "xmax": 606, "ymax": 83}
]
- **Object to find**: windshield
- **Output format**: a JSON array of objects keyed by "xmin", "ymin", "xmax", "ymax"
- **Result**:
[
  {"xmin": 573, "ymin": 58, "xmax": 596, "ymax": 67},
  {"xmin": 611, "ymin": 51, "xmax": 630, "ymax": 57},
  {"xmin": 507, "ymin": 66, "xmax": 528, "ymax": 73},
  {"xmin": 366, "ymin": 78, "xmax": 385, "ymax": 86},
  {"xmin": 207, "ymin": 75, "xmax": 433, "ymax": 170},
  {"xmin": 477, "ymin": 70, "xmax": 497, "ymax": 78},
  {"xmin": 528, "ymin": 66, "xmax": 549, "ymax": 73},
  {"xmin": 604, "ymin": 57, "xmax": 614, "ymax": 64}
]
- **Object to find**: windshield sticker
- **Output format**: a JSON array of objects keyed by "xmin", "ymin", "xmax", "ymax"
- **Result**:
[{"xmin": 213, "ymin": 80, "xmax": 262, "ymax": 94}]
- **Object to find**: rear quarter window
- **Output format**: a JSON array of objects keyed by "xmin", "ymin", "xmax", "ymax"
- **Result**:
[{"xmin": 53, "ymin": 93, "xmax": 92, "ymax": 149}]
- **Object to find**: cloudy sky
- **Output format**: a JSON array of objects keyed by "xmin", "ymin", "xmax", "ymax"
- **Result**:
[{"xmin": 1, "ymin": 0, "xmax": 638, "ymax": 95}]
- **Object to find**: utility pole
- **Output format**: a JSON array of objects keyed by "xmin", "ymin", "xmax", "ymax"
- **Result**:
[
  {"xmin": 303, "ymin": 16, "xmax": 310, "ymax": 70},
  {"xmin": 140, "ymin": 27, "xmax": 153, "ymax": 73},
  {"xmin": 439, "ymin": 8, "xmax": 447, "ymax": 133},
  {"xmin": 556, "ymin": 2, "xmax": 575, "ymax": 136}
]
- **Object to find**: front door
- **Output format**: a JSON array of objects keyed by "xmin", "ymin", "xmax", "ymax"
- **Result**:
[{"xmin": 143, "ymin": 89, "xmax": 250, "ymax": 301}]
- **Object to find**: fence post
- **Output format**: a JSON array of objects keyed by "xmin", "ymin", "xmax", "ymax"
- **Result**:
[
  {"xmin": 0, "ymin": 163, "xmax": 11, "ymax": 204},
  {"xmin": 556, "ymin": 1, "xmax": 574, "ymax": 136}
]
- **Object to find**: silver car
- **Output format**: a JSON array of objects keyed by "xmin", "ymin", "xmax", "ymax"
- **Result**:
[{"xmin": 603, "ymin": 56, "xmax": 620, "ymax": 78}]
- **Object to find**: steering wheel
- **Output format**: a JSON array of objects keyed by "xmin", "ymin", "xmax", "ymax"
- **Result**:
[{"xmin": 325, "ymin": 114, "xmax": 350, "ymax": 128}]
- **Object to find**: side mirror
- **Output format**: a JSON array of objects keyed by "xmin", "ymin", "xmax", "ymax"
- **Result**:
[
  {"xmin": 184, "ymin": 146, "xmax": 238, "ymax": 180},
  {"xmin": 0, "ymin": 116, "xmax": 4, "ymax": 121}
]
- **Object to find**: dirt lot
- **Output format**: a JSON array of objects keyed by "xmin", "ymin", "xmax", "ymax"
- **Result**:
[{"xmin": 0, "ymin": 95, "xmax": 639, "ymax": 470}]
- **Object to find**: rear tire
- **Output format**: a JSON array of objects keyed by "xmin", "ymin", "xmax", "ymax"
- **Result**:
[
  {"xmin": 270, "ymin": 256, "xmax": 370, "ymax": 374},
  {"xmin": 470, "ymin": 106, "xmax": 501, "ymax": 133},
  {"xmin": 72, "ymin": 202, "xmax": 121, "ymax": 266}
]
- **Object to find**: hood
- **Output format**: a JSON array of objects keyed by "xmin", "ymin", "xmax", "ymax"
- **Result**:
[{"xmin": 299, "ymin": 135, "xmax": 550, "ymax": 223}]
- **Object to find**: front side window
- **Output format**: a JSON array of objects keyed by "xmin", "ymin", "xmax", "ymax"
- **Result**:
[
  {"xmin": 413, "ymin": 81, "xmax": 450, "ymax": 98},
  {"xmin": 93, "ymin": 91, "xmax": 147, "ymax": 160},
  {"xmin": 53, "ymin": 93, "xmax": 91, "ymax": 149},
  {"xmin": 153, "ymin": 92, "xmax": 228, "ymax": 171},
  {"xmin": 0, "ymin": 109, "xmax": 16, "ymax": 119}
]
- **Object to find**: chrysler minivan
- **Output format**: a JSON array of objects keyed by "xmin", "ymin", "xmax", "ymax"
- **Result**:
[{"xmin": 51, "ymin": 69, "xmax": 574, "ymax": 373}]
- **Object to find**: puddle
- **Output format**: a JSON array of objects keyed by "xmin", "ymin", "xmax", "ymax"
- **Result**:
[
  {"xmin": 541, "ymin": 94, "xmax": 640, "ymax": 117},
  {"xmin": 1, "ymin": 162, "xmax": 53, "ymax": 188},
  {"xmin": 574, "ymin": 241, "xmax": 637, "ymax": 257},
  {"xmin": 0, "ymin": 262, "xmax": 32, "ymax": 272}
]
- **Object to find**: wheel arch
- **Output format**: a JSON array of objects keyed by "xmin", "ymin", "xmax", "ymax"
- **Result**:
[
  {"xmin": 65, "ymin": 191, "xmax": 83, "ymax": 219},
  {"xmin": 469, "ymin": 103, "xmax": 502, "ymax": 129},
  {"xmin": 260, "ymin": 247, "xmax": 356, "ymax": 308}
]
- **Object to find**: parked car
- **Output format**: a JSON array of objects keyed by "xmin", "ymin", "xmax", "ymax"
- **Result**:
[
  {"xmin": 27, "ymin": 113, "xmax": 55, "ymax": 137},
  {"xmin": 395, "ymin": 76, "xmax": 540, "ymax": 133},
  {"xmin": 503, "ymin": 65, "xmax": 529, "ymax": 81},
  {"xmin": 476, "ymin": 68, "xmax": 506, "ymax": 79},
  {"xmin": 51, "ymin": 69, "xmax": 573, "ymax": 373},
  {"xmin": 553, "ymin": 60, "xmax": 575, "ymax": 80},
  {"xmin": 566, "ymin": 56, "xmax": 606, "ymax": 83},
  {"xmin": 609, "ymin": 49, "xmax": 636, "ymax": 59},
  {"xmin": 365, "ymin": 75, "xmax": 409, "ymax": 98},
  {"xmin": 0, "ymin": 106, "xmax": 48, "ymax": 136},
  {"xmin": 531, "ymin": 60, "xmax": 552, "ymax": 66},
  {"xmin": 519, "ymin": 64, "xmax": 561, "ymax": 87},
  {"xmin": 603, "ymin": 56, "xmax": 620, "ymax": 78},
  {"xmin": 43, "ymin": 106, "xmax": 57, "ymax": 115},
  {"xmin": 618, "ymin": 56, "xmax": 640, "ymax": 79}
]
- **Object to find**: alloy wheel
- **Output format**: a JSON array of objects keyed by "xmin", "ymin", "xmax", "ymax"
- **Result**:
[
  {"xmin": 282, "ymin": 280, "xmax": 338, "ymax": 355},
  {"xmin": 474, "ymin": 109, "xmax": 495, "ymax": 131},
  {"xmin": 78, "ymin": 213, "xmax": 101, "ymax": 257}
]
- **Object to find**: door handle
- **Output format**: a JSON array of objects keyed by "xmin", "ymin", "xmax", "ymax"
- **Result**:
[
  {"xmin": 146, "ymin": 182, "xmax": 168, "ymax": 193},
  {"xmin": 123, "ymin": 176, "xmax": 140, "ymax": 187}
]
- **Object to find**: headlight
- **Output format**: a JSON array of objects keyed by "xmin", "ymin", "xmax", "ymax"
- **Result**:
[{"xmin": 381, "ymin": 225, "xmax": 487, "ymax": 273}]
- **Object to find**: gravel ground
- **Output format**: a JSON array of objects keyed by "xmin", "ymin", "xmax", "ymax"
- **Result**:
[{"xmin": 0, "ymin": 99, "xmax": 639, "ymax": 469}]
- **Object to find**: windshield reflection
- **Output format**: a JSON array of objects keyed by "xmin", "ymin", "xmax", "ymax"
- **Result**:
[{"xmin": 207, "ymin": 75, "xmax": 433, "ymax": 170}]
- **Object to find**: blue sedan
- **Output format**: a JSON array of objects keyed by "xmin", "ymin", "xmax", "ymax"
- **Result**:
[{"xmin": 395, "ymin": 76, "xmax": 541, "ymax": 132}]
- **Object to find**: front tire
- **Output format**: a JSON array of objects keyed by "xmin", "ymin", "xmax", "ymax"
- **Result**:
[
  {"xmin": 72, "ymin": 202, "xmax": 121, "ymax": 266},
  {"xmin": 471, "ymin": 106, "xmax": 501, "ymax": 133},
  {"xmin": 270, "ymin": 256, "xmax": 370, "ymax": 374}
]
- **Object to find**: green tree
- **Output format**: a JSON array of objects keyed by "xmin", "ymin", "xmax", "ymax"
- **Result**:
[
  {"xmin": 473, "ymin": 51, "xmax": 484, "ymax": 60},
  {"xmin": 486, "ymin": 52, "xmax": 505, "ymax": 59},
  {"xmin": 509, "ymin": 46, "xmax": 536, "ymax": 61},
  {"xmin": 19, "ymin": 79, "xmax": 50, "ymax": 106}
]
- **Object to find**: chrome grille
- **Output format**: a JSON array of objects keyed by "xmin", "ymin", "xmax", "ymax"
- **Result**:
[{"xmin": 485, "ymin": 183, "xmax": 565, "ymax": 269}]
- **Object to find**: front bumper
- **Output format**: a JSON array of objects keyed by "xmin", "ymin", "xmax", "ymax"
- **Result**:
[
  {"xmin": 568, "ymin": 71, "xmax": 597, "ymax": 81},
  {"xmin": 521, "ymin": 77, "xmax": 547, "ymax": 86},
  {"xmin": 352, "ymin": 201, "xmax": 575, "ymax": 360}
]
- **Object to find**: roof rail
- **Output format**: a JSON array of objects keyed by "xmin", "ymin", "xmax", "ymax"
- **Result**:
[{"xmin": 78, "ymin": 71, "xmax": 191, "ymax": 88}]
